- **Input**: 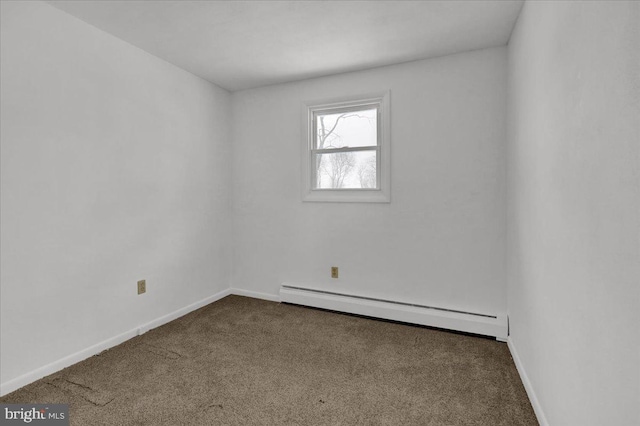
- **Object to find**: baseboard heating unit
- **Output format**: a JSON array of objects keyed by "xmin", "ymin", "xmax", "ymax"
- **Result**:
[{"xmin": 279, "ymin": 284, "xmax": 507, "ymax": 341}]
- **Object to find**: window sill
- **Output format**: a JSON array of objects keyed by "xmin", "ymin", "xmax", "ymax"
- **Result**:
[{"xmin": 302, "ymin": 189, "xmax": 390, "ymax": 203}]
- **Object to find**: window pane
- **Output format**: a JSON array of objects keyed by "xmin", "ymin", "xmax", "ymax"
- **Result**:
[
  {"xmin": 314, "ymin": 151, "xmax": 377, "ymax": 189},
  {"xmin": 315, "ymin": 108, "xmax": 377, "ymax": 149}
]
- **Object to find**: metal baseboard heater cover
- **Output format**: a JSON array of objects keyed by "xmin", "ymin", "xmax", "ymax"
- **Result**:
[{"xmin": 279, "ymin": 284, "xmax": 508, "ymax": 341}]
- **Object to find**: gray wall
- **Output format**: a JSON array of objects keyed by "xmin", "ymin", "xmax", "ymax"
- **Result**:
[
  {"xmin": 507, "ymin": 1, "xmax": 640, "ymax": 424},
  {"xmin": 0, "ymin": 1, "xmax": 232, "ymax": 384},
  {"xmin": 231, "ymin": 47, "xmax": 508, "ymax": 318}
]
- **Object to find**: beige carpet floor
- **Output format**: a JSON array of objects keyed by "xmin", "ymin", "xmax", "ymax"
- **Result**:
[{"xmin": 1, "ymin": 295, "xmax": 537, "ymax": 425}]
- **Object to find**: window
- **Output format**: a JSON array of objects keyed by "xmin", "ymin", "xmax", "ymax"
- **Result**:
[{"xmin": 302, "ymin": 92, "xmax": 390, "ymax": 202}]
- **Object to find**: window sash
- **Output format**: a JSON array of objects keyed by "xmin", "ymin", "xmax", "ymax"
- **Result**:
[
  {"xmin": 311, "ymin": 147, "xmax": 381, "ymax": 190},
  {"xmin": 312, "ymin": 146, "xmax": 377, "ymax": 154},
  {"xmin": 310, "ymin": 103, "xmax": 382, "ymax": 191},
  {"xmin": 312, "ymin": 104, "xmax": 381, "ymax": 150}
]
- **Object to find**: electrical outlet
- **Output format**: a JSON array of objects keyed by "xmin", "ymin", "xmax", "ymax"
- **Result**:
[
  {"xmin": 331, "ymin": 267, "xmax": 339, "ymax": 279},
  {"xmin": 137, "ymin": 279, "xmax": 146, "ymax": 295}
]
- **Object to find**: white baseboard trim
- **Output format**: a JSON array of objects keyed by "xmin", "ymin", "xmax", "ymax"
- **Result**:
[
  {"xmin": 279, "ymin": 284, "xmax": 507, "ymax": 340},
  {"xmin": 137, "ymin": 288, "xmax": 231, "ymax": 335},
  {"xmin": 230, "ymin": 288, "xmax": 280, "ymax": 302},
  {"xmin": 0, "ymin": 329, "xmax": 138, "ymax": 398},
  {"xmin": 507, "ymin": 337, "xmax": 549, "ymax": 426},
  {"xmin": 0, "ymin": 288, "xmax": 231, "ymax": 397}
]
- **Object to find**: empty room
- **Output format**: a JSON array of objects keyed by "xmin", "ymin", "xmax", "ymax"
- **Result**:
[{"xmin": 0, "ymin": 0, "xmax": 638, "ymax": 425}]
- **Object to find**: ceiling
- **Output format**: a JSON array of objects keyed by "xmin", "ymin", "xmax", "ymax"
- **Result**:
[{"xmin": 47, "ymin": 1, "xmax": 524, "ymax": 92}]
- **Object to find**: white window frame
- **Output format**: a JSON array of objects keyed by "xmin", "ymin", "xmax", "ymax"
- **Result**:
[{"xmin": 301, "ymin": 91, "xmax": 391, "ymax": 203}]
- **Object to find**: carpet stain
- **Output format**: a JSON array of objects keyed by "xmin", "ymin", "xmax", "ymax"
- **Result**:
[
  {"xmin": 140, "ymin": 343, "xmax": 182, "ymax": 360},
  {"xmin": 45, "ymin": 378, "xmax": 114, "ymax": 407}
]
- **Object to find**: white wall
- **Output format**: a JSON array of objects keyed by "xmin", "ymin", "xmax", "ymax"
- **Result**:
[
  {"xmin": 0, "ymin": 1, "xmax": 231, "ymax": 385},
  {"xmin": 231, "ymin": 47, "xmax": 508, "ymax": 317},
  {"xmin": 507, "ymin": 1, "xmax": 640, "ymax": 425}
]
